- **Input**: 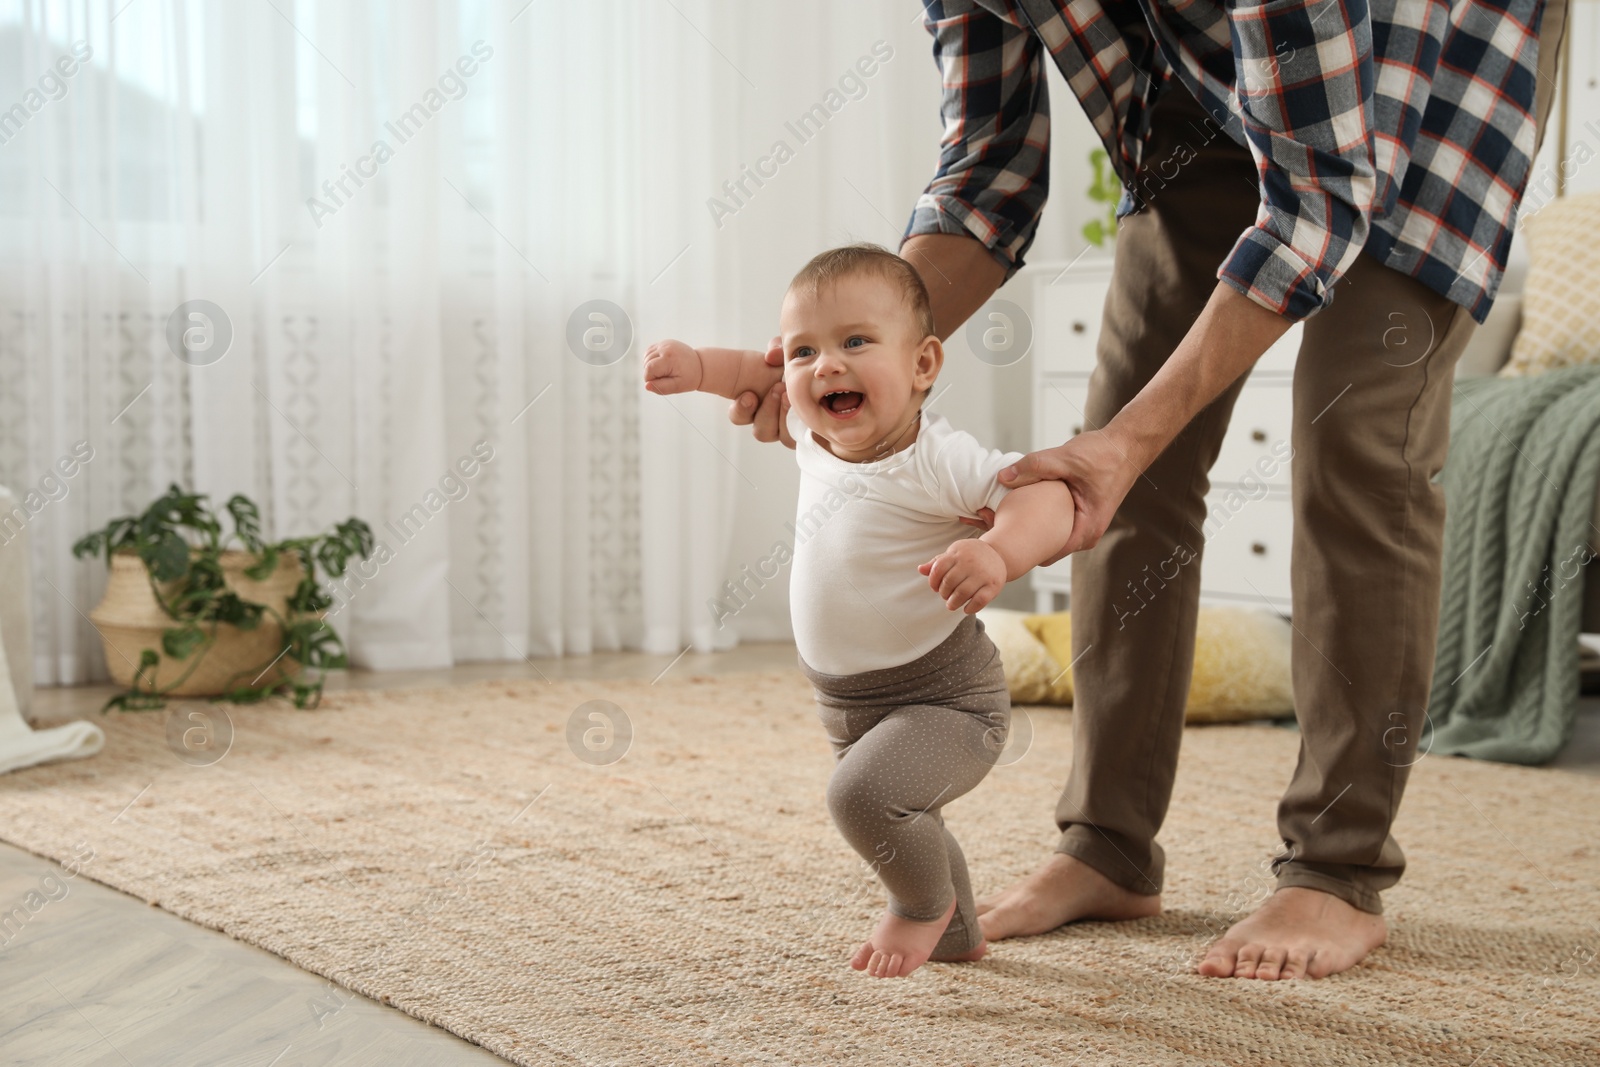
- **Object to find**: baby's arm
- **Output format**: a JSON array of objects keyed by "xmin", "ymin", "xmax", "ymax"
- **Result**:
[
  {"xmin": 920, "ymin": 480, "xmax": 1075, "ymax": 613},
  {"xmin": 979, "ymin": 480, "xmax": 1076, "ymax": 580},
  {"xmin": 643, "ymin": 340, "xmax": 784, "ymax": 400}
]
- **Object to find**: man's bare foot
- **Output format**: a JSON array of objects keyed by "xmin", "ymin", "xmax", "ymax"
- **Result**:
[
  {"xmin": 1197, "ymin": 886, "xmax": 1387, "ymax": 980},
  {"xmin": 976, "ymin": 853, "xmax": 1161, "ymax": 941},
  {"xmin": 849, "ymin": 898, "xmax": 986, "ymax": 978}
]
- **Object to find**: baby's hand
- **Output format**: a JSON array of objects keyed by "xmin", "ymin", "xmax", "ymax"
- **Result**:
[
  {"xmin": 918, "ymin": 537, "xmax": 1007, "ymax": 614},
  {"xmin": 643, "ymin": 339, "xmax": 704, "ymax": 395}
]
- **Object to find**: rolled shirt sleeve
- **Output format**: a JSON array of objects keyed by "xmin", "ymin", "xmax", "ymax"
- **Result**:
[
  {"xmin": 1218, "ymin": 0, "xmax": 1379, "ymax": 321},
  {"xmin": 904, "ymin": 0, "xmax": 1052, "ymax": 284}
]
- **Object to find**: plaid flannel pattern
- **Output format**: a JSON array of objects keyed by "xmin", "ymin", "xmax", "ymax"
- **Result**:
[{"xmin": 905, "ymin": 0, "xmax": 1548, "ymax": 324}]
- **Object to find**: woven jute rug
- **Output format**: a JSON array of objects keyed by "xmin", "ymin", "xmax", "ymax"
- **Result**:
[{"xmin": 1, "ymin": 673, "xmax": 1595, "ymax": 1066}]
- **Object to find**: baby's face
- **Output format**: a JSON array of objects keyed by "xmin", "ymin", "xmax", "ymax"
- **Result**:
[{"xmin": 780, "ymin": 272, "xmax": 941, "ymax": 462}]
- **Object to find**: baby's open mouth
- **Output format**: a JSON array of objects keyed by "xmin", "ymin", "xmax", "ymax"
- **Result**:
[{"xmin": 822, "ymin": 390, "xmax": 864, "ymax": 417}]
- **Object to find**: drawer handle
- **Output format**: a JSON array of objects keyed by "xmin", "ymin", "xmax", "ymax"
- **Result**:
[
  {"xmin": 1071, "ymin": 321, "xmax": 1086, "ymax": 334},
  {"xmin": 1251, "ymin": 542, "xmax": 1268, "ymax": 556},
  {"xmin": 1251, "ymin": 429, "xmax": 1267, "ymax": 443}
]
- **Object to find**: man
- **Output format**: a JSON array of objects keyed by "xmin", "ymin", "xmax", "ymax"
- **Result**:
[{"xmin": 731, "ymin": 0, "xmax": 1568, "ymax": 979}]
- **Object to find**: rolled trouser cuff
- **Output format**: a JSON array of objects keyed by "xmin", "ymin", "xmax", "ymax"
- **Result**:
[
  {"xmin": 1054, "ymin": 825, "xmax": 1164, "ymax": 897},
  {"xmin": 1273, "ymin": 861, "xmax": 1386, "ymax": 915}
]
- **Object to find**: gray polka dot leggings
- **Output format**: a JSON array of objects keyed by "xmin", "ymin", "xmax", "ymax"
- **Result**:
[{"xmin": 799, "ymin": 614, "xmax": 1011, "ymax": 960}]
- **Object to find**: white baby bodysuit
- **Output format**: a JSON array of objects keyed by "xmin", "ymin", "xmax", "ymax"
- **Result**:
[{"xmin": 786, "ymin": 405, "xmax": 1024, "ymax": 677}]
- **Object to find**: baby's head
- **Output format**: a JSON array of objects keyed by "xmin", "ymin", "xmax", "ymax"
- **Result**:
[{"xmin": 780, "ymin": 243, "xmax": 942, "ymax": 462}]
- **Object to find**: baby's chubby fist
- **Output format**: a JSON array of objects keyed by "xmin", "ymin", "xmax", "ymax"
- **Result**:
[
  {"xmin": 643, "ymin": 339, "xmax": 704, "ymax": 395},
  {"xmin": 919, "ymin": 537, "xmax": 1008, "ymax": 614}
]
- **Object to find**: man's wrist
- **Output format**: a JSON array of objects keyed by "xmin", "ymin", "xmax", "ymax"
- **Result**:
[{"xmin": 1099, "ymin": 416, "xmax": 1164, "ymax": 479}]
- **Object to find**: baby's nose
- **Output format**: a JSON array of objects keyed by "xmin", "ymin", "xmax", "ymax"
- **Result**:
[{"xmin": 813, "ymin": 352, "xmax": 847, "ymax": 373}]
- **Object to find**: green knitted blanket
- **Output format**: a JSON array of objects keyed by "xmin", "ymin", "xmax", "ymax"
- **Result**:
[{"xmin": 1427, "ymin": 364, "xmax": 1600, "ymax": 764}]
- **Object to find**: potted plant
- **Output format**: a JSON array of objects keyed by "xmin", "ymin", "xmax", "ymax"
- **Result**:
[
  {"xmin": 72, "ymin": 485, "xmax": 373, "ymax": 711},
  {"xmin": 1082, "ymin": 147, "xmax": 1121, "ymax": 248}
]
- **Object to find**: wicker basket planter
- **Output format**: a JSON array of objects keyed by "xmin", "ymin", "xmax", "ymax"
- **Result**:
[
  {"xmin": 74, "ymin": 485, "xmax": 370, "ymax": 709},
  {"xmin": 89, "ymin": 550, "xmax": 307, "ymax": 698}
]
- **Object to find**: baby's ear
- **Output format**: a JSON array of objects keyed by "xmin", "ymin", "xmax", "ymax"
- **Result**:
[{"xmin": 913, "ymin": 334, "xmax": 944, "ymax": 390}]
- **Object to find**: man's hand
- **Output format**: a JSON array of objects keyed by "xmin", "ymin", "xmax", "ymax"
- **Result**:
[
  {"xmin": 997, "ymin": 428, "xmax": 1145, "ymax": 563},
  {"xmin": 919, "ymin": 537, "xmax": 1008, "ymax": 614},
  {"xmin": 728, "ymin": 335, "xmax": 794, "ymax": 449},
  {"xmin": 643, "ymin": 339, "xmax": 705, "ymax": 395}
]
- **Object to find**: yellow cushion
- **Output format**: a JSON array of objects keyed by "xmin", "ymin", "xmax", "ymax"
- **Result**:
[
  {"xmin": 1501, "ymin": 191, "xmax": 1600, "ymax": 377},
  {"xmin": 977, "ymin": 608, "xmax": 1072, "ymax": 705},
  {"xmin": 1020, "ymin": 606, "xmax": 1294, "ymax": 722}
]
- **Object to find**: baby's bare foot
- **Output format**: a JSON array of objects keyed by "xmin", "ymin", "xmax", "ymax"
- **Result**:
[
  {"xmin": 848, "ymin": 899, "xmax": 985, "ymax": 978},
  {"xmin": 1197, "ymin": 886, "xmax": 1387, "ymax": 979},
  {"xmin": 978, "ymin": 853, "xmax": 1160, "ymax": 940}
]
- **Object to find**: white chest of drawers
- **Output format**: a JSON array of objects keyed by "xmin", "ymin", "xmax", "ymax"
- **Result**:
[{"xmin": 1020, "ymin": 255, "xmax": 1298, "ymax": 616}]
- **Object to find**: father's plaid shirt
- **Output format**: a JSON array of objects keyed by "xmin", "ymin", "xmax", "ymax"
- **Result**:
[{"xmin": 905, "ymin": 0, "xmax": 1550, "ymax": 323}]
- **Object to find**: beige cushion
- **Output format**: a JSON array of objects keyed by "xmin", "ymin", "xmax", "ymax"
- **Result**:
[
  {"xmin": 978, "ymin": 608, "xmax": 1071, "ymax": 705},
  {"xmin": 1015, "ymin": 605, "xmax": 1295, "ymax": 722},
  {"xmin": 1502, "ymin": 191, "xmax": 1600, "ymax": 376}
]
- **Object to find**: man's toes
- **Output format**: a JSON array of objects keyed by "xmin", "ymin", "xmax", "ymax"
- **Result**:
[
  {"xmin": 1307, "ymin": 949, "xmax": 1343, "ymax": 980},
  {"xmin": 1233, "ymin": 944, "xmax": 1264, "ymax": 979},
  {"xmin": 1282, "ymin": 947, "xmax": 1314, "ymax": 980},
  {"xmin": 1255, "ymin": 947, "xmax": 1287, "ymax": 981}
]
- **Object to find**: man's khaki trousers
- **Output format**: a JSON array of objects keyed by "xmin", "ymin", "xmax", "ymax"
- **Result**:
[{"xmin": 1056, "ymin": 0, "xmax": 1568, "ymax": 913}]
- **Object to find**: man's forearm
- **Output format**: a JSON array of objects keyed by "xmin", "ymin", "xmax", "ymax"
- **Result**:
[
  {"xmin": 900, "ymin": 233, "xmax": 1008, "ymax": 341},
  {"xmin": 696, "ymin": 347, "xmax": 784, "ymax": 400},
  {"xmin": 1107, "ymin": 281, "xmax": 1292, "ymax": 468}
]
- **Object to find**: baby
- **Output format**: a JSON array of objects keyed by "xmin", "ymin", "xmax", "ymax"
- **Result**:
[{"xmin": 644, "ymin": 244, "xmax": 1073, "ymax": 978}]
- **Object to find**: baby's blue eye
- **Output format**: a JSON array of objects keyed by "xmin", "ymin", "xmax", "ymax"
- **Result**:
[
  {"xmin": 844, "ymin": 336, "xmax": 868, "ymax": 349},
  {"xmin": 791, "ymin": 346, "xmax": 815, "ymax": 360}
]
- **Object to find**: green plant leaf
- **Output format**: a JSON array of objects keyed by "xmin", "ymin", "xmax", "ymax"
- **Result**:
[
  {"xmin": 102, "ymin": 691, "xmax": 165, "ymax": 713},
  {"xmin": 71, "ymin": 530, "xmax": 104, "ymax": 560},
  {"xmin": 290, "ymin": 680, "xmax": 324, "ymax": 709},
  {"xmin": 209, "ymin": 593, "xmax": 264, "ymax": 630},
  {"xmin": 227, "ymin": 494, "xmax": 264, "ymax": 553},
  {"xmin": 1082, "ymin": 219, "xmax": 1105, "ymax": 247},
  {"xmin": 162, "ymin": 625, "xmax": 208, "ymax": 659},
  {"xmin": 144, "ymin": 531, "xmax": 191, "ymax": 582},
  {"xmin": 288, "ymin": 575, "xmax": 333, "ymax": 615},
  {"xmin": 243, "ymin": 545, "xmax": 280, "ymax": 581}
]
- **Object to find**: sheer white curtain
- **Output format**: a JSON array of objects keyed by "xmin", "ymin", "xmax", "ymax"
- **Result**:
[
  {"xmin": 0, "ymin": 0, "xmax": 757, "ymax": 682},
  {"xmin": 0, "ymin": 0, "xmax": 1046, "ymax": 682}
]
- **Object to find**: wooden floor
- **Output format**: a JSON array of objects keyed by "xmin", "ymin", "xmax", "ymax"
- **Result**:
[
  {"xmin": 2, "ymin": 642, "xmax": 798, "ymax": 1067},
  {"xmin": 4, "ymin": 642, "xmax": 1598, "ymax": 1066}
]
